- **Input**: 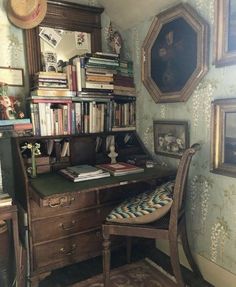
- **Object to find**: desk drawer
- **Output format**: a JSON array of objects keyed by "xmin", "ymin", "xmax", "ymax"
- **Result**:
[
  {"xmin": 32, "ymin": 205, "xmax": 115, "ymax": 243},
  {"xmin": 33, "ymin": 229, "xmax": 102, "ymax": 270},
  {"xmin": 30, "ymin": 189, "xmax": 97, "ymax": 219}
]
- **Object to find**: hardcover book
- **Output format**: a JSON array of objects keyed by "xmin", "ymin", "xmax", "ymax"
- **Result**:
[
  {"xmin": 96, "ymin": 162, "xmax": 144, "ymax": 176},
  {"xmin": 66, "ymin": 164, "xmax": 104, "ymax": 177}
]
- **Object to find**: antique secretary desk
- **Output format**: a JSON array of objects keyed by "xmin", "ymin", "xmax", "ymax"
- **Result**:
[{"xmin": 12, "ymin": 1, "xmax": 175, "ymax": 286}]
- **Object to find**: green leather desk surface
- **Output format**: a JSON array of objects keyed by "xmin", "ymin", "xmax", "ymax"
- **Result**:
[{"xmin": 30, "ymin": 166, "xmax": 176, "ymax": 199}]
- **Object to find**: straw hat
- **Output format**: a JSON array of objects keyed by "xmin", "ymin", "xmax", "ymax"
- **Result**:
[{"xmin": 7, "ymin": 0, "xmax": 47, "ymax": 29}]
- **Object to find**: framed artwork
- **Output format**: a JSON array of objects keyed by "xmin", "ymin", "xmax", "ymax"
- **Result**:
[
  {"xmin": 153, "ymin": 120, "xmax": 189, "ymax": 158},
  {"xmin": 214, "ymin": 0, "xmax": 236, "ymax": 67},
  {"xmin": 142, "ymin": 3, "xmax": 209, "ymax": 103},
  {"xmin": 211, "ymin": 98, "xmax": 236, "ymax": 177},
  {"xmin": 0, "ymin": 67, "xmax": 24, "ymax": 86}
]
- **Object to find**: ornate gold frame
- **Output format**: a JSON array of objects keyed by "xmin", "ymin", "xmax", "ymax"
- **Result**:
[
  {"xmin": 211, "ymin": 98, "xmax": 236, "ymax": 177},
  {"xmin": 142, "ymin": 3, "xmax": 209, "ymax": 103},
  {"xmin": 214, "ymin": 0, "xmax": 236, "ymax": 67}
]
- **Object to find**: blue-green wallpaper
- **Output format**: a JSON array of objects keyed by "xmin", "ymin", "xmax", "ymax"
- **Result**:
[
  {"xmin": 119, "ymin": 0, "xmax": 236, "ymax": 276},
  {"xmin": 1, "ymin": 0, "xmax": 236, "ymax": 277}
]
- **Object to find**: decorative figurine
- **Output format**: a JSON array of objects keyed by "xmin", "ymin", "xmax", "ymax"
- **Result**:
[{"xmin": 108, "ymin": 144, "xmax": 118, "ymax": 164}]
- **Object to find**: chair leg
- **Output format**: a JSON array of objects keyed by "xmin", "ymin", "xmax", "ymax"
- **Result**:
[
  {"xmin": 103, "ymin": 232, "xmax": 111, "ymax": 287},
  {"xmin": 169, "ymin": 236, "xmax": 185, "ymax": 287},
  {"xmin": 180, "ymin": 218, "xmax": 203, "ymax": 279},
  {"xmin": 126, "ymin": 237, "xmax": 132, "ymax": 263}
]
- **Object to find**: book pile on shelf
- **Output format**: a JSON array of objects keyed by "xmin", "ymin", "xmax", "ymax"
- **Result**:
[
  {"xmin": 59, "ymin": 164, "xmax": 110, "ymax": 182},
  {"xmin": 69, "ymin": 52, "xmax": 118, "ymax": 94},
  {"xmin": 31, "ymin": 71, "xmax": 76, "ymax": 97},
  {"xmin": 97, "ymin": 162, "xmax": 144, "ymax": 176},
  {"xmin": 113, "ymin": 60, "xmax": 136, "ymax": 96},
  {"xmin": 0, "ymin": 118, "xmax": 33, "ymax": 137}
]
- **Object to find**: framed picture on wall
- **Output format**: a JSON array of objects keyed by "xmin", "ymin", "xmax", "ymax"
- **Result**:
[
  {"xmin": 211, "ymin": 98, "xmax": 236, "ymax": 177},
  {"xmin": 142, "ymin": 3, "xmax": 209, "ymax": 103},
  {"xmin": 214, "ymin": 0, "xmax": 236, "ymax": 67},
  {"xmin": 153, "ymin": 120, "xmax": 189, "ymax": 158}
]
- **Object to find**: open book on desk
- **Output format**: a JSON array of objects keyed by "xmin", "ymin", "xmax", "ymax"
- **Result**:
[
  {"xmin": 96, "ymin": 162, "xmax": 144, "ymax": 176},
  {"xmin": 59, "ymin": 164, "xmax": 110, "ymax": 182}
]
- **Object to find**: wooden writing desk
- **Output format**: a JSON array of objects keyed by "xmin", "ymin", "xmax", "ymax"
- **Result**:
[{"xmin": 25, "ymin": 165, "xmax": 175, "ymax": 286}]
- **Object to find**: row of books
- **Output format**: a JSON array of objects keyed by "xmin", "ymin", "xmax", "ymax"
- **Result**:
[
  {"xmin": 30, "ymin": 99, "xmax": 71, "ymax": 136},
  {"xmin": 59, "ymin": 162, "xmax": 144, "ymax": 182},
  {"xmin": 30, "ymin": 97, "xmax": 136, "ymax": 136}
]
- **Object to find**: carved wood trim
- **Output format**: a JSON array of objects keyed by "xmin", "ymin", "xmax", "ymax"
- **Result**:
[{"xmin": 25, "ymin": 1, "xmax": 104, "ymax": 81}]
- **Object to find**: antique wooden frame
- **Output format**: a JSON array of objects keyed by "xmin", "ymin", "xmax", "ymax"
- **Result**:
[
  {"xmin": 142, "ymin": 3, "xmax": 209, "ymax": 103},
  {"xmin": 25, "ymin": 0, "xmax": 104, "ymax": 81},
  {"xmin": 214, "ymin": 0, "xmax": 236, "ymax": 67},
  {"xmin": 211, "ymin": 98, "xmax": 236, "ymax": 177},
  {"xmin": 0, "ymin": 67, "xmax": 24, "ymax": 86},
  {"xmin": 153, "ymin": 120, "xmax": 189, "ymax": 158}
]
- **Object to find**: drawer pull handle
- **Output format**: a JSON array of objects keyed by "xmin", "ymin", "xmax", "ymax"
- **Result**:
[
  {"xmin": 60, "ymin": 244, "xmax": 77, "ymax": 256},
  {"xmin": 48, "ymin": 197, "xmax": 66, "ymax": 208},
  {"xmin": 60, "ymin": 220, "xmax": 76, "ymax": 230}
]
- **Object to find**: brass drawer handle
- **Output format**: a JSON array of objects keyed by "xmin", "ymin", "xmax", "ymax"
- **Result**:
[
  {"xmin": 60, "ymin": 243, "xmax": 77, "ymax": 256},
  {"xmin": 60, "ymin": 220, "xmax": 76, "ymax": 231},
  {"xmin": 48, "ymin": 196, "xmax": 75, "ymax": 208},
  {"xmin": 48, "ymin": 197, "xmax": 66, "ymax": 208}
]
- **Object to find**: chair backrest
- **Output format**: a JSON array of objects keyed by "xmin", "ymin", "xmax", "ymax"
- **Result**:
[{"xmin": 169, "ymin": 144, "xmax": 200, "ymax": 230}]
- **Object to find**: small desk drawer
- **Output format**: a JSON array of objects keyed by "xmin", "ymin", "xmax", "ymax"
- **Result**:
[
  {"xmin": 30, "ymin": 189, "xmax": 97, "ymax": 219},
  {"xmin": 32, "ymin": 205, "xmax": 114, "ymax": 243},
  {"xmin": 33, "ymin": 229, "xmax": 102, "ymax": 270}
]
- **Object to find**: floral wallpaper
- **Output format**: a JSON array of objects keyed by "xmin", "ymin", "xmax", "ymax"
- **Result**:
[
  {"xmin": 122, "ymin": 0, "xmax": 236, "ymax": 277},
  {"xmin": 1, "ymin": 0, "xmax": 236, "ymax": 277}
]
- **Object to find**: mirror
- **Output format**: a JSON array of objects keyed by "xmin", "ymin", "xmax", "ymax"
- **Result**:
[
  {"xmin": 25, "ymin": 0, "xmax": 104, "ymax": 82},
  {"xmin": 39, "ymin": 26, "xmax": 91, "ymax": 71},
  {"xmin": 211, "ymin": 98, "xmax": 236, "ymax": 177}
]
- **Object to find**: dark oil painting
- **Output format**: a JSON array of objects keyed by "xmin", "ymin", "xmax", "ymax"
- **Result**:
[{"xmin": 151, "ymin": 17, "xmax": 197, "ymax": 93}]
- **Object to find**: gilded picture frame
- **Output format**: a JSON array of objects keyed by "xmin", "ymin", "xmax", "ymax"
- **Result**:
[
  {"xmin": 153, "ymin": 120, "xmax": 189, "ymax": 158},
  {"xmin": 211, "ymin": 98, "xmax": 236, "ymax": 177},
  {"xmin": 214, "ymin": 0, "xmax": 236, "ymax": 67},
  {"xmin": 142, "ymin": 3, "xmax": 209, "ymax": 103}
]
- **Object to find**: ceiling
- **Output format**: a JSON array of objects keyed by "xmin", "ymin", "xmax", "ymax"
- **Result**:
[
  {"xmin": 97, "ymin": 0, "xmax": 179, "ymax": 30},
  {"xmin": 69, "ymin": 0, "xmax": 180, "ymax": 30}
]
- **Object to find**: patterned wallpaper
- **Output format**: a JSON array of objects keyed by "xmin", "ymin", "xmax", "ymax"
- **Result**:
[
  {"xmin": 123, "ymin": 0, "xmax": 236, "ymax": 276},
  {"xmin": 1, "ymin": 0, "xmax": 236, "ymax": 276}
]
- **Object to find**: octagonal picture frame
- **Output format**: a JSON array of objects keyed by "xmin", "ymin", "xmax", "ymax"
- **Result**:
[{"xmin": 142, "ymin": 3, "xmax": 209, "ymax": 103}]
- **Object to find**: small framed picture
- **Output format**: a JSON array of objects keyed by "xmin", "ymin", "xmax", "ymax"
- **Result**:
[
  {"xmin": 153, "ymin": 120, "xmax": 189, "ymax": 158},
  {"xmin": 39, "ymin": 27, "xmax": 62, "ymax": 49}
]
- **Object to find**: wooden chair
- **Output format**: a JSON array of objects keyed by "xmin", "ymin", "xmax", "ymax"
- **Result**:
[{"xmin": 102, "ymin": 144, "xmax": 203, "ymax": 287}]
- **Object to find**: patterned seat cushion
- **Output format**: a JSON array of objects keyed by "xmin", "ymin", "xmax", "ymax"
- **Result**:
[{"xmin": 106, "ymin": 181, "xmax": 175, "ymax": 224}]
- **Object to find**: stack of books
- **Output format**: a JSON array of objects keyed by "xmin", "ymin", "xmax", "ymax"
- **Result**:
[
  {"xmin": 0, "ymin": 193, "xmax": 12, "ymax": 207},
  {"xmin": 0, "ymin": 118, "xmax": 33, "ymax": 137},
  {"xmin": 59, "ymin": 164, "xmax": 110, "ymax": 182},
  {"xmin": 31, "ymin": 72, "xmax": 75, "ymax": 97},
  {"xmin": 114, "ymin": 60, "xmax": 136, "ymax": 96},
  {"xmin": 96, "ymin": 162, "xmax": 144, "ymax": 176},
  {"xmin": 70, "ymin": 52, "xmax": 119, "ymax": 93}
]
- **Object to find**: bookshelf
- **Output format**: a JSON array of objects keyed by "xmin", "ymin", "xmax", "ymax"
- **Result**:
[{"xmin": 29, "ymin": 53, "xmax": 136, "ymax": 136}]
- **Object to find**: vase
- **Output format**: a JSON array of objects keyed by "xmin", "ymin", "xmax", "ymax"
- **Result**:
[{"xmin": 31, "ymin": 149, "xmax": 37, "ymax": 178}]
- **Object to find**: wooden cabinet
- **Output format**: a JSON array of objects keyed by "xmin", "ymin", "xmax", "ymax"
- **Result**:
[{"xmin": 11, "ymin": 132, "xmax": 176, "ymax": 286}]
